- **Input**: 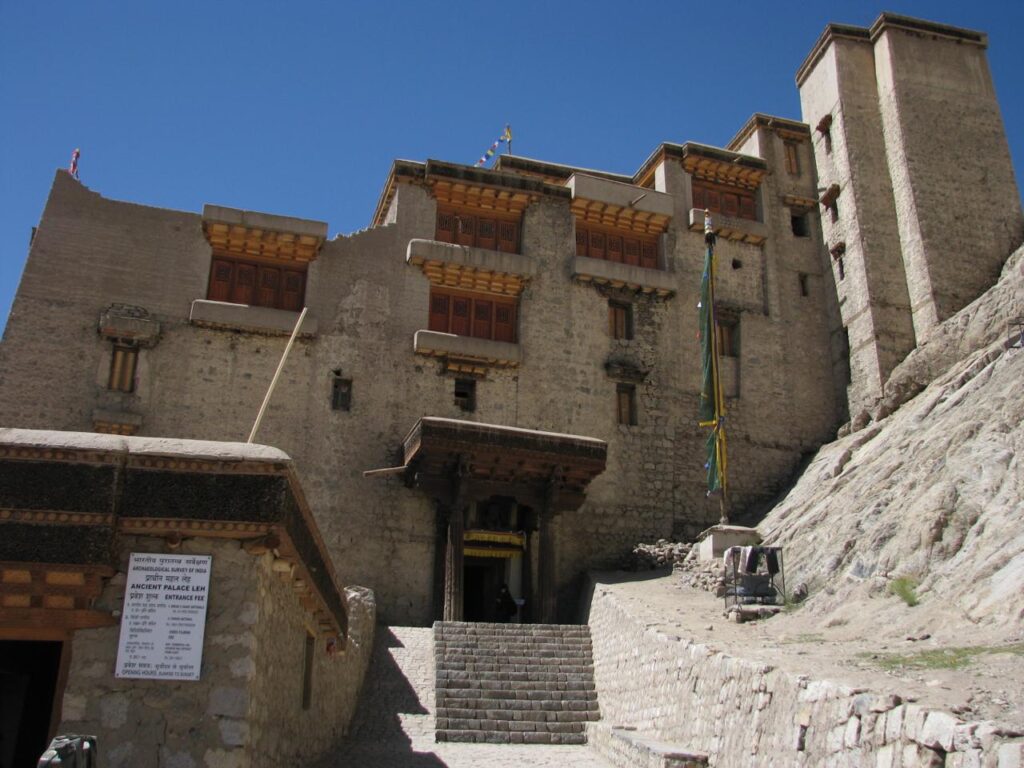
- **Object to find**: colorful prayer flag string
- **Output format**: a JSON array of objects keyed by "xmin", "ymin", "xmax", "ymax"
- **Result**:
[
  {"xmin": 69, "ymin": 148, "xmax": 80, "ymax": 179},
  {"xmin": 474, "ymin": 125, "xmax": 512, "ymax": 167}
]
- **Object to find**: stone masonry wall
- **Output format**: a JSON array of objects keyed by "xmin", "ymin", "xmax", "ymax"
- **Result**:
[
  {"xmin": 873, "ymin": 26, "xmax": 1024, "ymax": 341},
  {"xmin": 799, "ymin": 38, "xmax": 917, "ymax": 413},
  {"xmin": 586, "ymin": 581, "xmax": 1024, "ymax": 767},
  {"xmin": 57, "ymin": 537, "xmax": 375, "ymax": 768},
  {"xmin": 0, "ymin": 153, "xmax": 841, "ymax": 624}
]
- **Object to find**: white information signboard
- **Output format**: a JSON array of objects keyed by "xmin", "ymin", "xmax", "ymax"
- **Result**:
[{"xmin": 115, "ymin": 553, "xmax": 212, "ymax": 681}]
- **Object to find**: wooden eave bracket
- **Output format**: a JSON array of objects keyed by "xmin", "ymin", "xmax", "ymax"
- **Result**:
[
  {"xmin": 409, "ymin": 258, "xmax": 527, "ymax": 297},
  {"xmin": 570, "ymin": 199, "xmax": 671, "ymax": 236}
]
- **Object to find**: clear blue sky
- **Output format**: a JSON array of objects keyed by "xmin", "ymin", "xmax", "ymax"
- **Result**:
[{"xmin": 2, "ymin": 1, "xmax": 1022, "ymax": 329}]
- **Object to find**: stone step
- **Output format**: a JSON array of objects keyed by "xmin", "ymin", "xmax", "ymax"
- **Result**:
[
  {"xmin": 435, "ymin": 638, "xmax": 593, "ymax": 652},
  {"xmin": 437, "ymin": 678, "xmax": 595, "ymax": 692},
  {"xmin": 433, "ymin": 621, "xmax": 600, "ymax": 745},
  {"xmin": 437, "ymin": 706, "xmax": 599, "ymax": 723},
  {"xmin": 436, "ymin": 652, "xmax": 592, "ymax": 664},
  {"xmin": 436, "ymin": 729, "xmax": 588, "ymax": 745},
  {"xmin": 434, "ymin": 697, "xmax": 600, "ymax": 713},
  {"xmin": 436, "ymin": 660, "xmax": 594, "ymax": 674},
  {"xmin": 437, "ymin": 668, "xmax": 594, "ymax": 683},
  {"xmin": 437, "ymin": 717, "xmax": 587, "ymax": 734},
  {"xmin": 437, "ymin": 688, "xmax": 598, "ymax": 704}
]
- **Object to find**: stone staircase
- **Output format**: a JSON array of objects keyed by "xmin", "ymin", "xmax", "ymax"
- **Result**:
[{"xmin": 433, "ymin": 621, "xmax": 601, "ymax": 745}]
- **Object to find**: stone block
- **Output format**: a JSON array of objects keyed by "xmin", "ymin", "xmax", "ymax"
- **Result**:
[
  {"xmin": 919, "ymin": 711, "xmax": 958, "ymax": 752},
  {"xmin": 207, "ymin": 687, "xmax": 248, "ymax": 718},
  {"xmin": 998, "ymin": 742, "xmax": 1024, "ymax": 768},
  {"xmin": 218, "ymin": 718, "xmax": 251, "ymax": 747}
]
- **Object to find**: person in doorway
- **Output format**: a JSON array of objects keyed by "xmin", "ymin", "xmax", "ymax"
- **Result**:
[{"xmin": 496, "ymin": 584, "xmax": 517, "ymax": 623}]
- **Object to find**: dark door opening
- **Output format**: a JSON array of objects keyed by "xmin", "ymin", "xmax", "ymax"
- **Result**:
[
  {"xmin": 463, "ymin": 558, "xmax": 505, "ymax": 622},
  {"xmin": 0, "ymin": 640, "xmax": 63, "ymax": 768}
]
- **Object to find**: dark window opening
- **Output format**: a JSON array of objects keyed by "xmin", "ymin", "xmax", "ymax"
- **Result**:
[
  {"xmin": 616, "ymin": 384, "xmax": 637, "ymax": 426},
  {"xmin": 831, "ymin": 243, "xmax": 846, "ymax": 281},
  {"xmin": 454, "ymin": 379, "xmax": 476, "ymax": 412},
  {"xmin": 799, "ymin": 273, "xmax": 809, "ymax": 297},
  {"xmin": 207, "ymin": 257, "xmax": 306, "ymax": 311},
  {"xmin": 331, "ymin": 372, "xmax": 352, "ymax": 411},
  {"xmin": 608, "ymin": 301, "xmax": 633, "ymax": 340},
  {"xmin": 108, "ymin": 344, "xmax": 138, "ymax": 393},
  {"xmin": 731, "ymin": 259, "xmax": 742, "ymax": 270},
  {"xmin": 791, "ymin": 213, "xmax": 809, "ymax": 237},
  {"xmin": 301, "ymin": 632, "xmax": 315, "ymax": 710},
  {"xmin": 842, "ymin": 327, "xmax": 852, "ymax": 384}
]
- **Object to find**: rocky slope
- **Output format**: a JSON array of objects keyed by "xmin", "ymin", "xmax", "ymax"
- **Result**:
[{"xmin": 759, "ymin": 244, "xmax": 1024, "ymax": 640}]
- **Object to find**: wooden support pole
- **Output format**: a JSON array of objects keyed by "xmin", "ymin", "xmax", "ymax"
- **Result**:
[{"xmin": 248, "ymin": 307, "xmax": 308, "ymax": 444}]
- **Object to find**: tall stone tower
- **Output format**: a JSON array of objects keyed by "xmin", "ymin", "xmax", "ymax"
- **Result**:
[{"xmin": 797, "ymin": 13, "xmax": 1024, "ymax": 413}]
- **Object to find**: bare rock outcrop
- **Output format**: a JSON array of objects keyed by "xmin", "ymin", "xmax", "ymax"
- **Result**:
[{"xmin": 759, "ymin": 244, "xmax": 1024, "ymax": 638}]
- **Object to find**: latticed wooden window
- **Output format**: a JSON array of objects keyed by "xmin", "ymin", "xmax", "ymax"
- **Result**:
[
  {"xmin": 428, "ymin": 288, "xmax": 517, "ymax": 343},
  {"xmin": 575, "ymin": 223, "xmax": 661, "ymax": 270},
  {"xmin": 692, "ymin": 180, "xmax": 757, "ymax": 222},
  {"xmin": 206, "ymin": 257, "xmax": 305, "ymax": 311},
  {"xmin": 436, "ymin": 206, "xmax": 521, "ymax": 253},
  {"xmin": 108, "ymin": 344, "xmax": 138, "ymax": 393}
]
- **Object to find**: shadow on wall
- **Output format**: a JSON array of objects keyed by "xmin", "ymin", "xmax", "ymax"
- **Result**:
[{"xmin": 334, "ymin": 627, "xmax": 449, "ymax": 766}]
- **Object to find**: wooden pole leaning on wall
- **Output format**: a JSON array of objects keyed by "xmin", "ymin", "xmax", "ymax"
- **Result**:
[{"xmin": 248, "ymin": 307, "xmax": 308, "ymax": 444}]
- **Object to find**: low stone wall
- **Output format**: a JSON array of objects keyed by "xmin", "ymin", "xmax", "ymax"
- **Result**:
[
  {"xmin": 58, "ymin": 537, "xmax": 375, "ymax": 768},
  {"xmin": 586, "ymin": 579, "xmax": 1024, "ymax": 767}
]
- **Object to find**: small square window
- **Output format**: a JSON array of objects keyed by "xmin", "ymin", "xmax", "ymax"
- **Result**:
[
  {"xmin": 331, "ymin": 373, "xmax": 352, "ymax": 411},
  {"xmin": 108, "ymin": 344, "xmax": 138, "ymax": 393},
  {"xmin": 791, "ymin": 214, "xmax": 809, "ymax": 237},
  {"xmin": 454, "ymin": 379, "xmax": 476, "ymax": 412},
  {"xmin": 616, "ymin": 384, "xmax": 637, "ymax": 426},
  {"xmin": 608, "ymin": 301, "xmax": 633, "ymax": 340}
]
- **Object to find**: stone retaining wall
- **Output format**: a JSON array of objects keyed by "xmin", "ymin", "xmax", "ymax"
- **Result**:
[
  {"xmin": 586, "ymin": 580, "xmax": 1023, "ymax": 767},
  {"xmin": 58, "ymin": 537, "xmax": 375, "ymax": 768}
]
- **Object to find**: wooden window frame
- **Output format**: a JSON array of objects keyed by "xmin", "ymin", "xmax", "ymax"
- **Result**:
[
  {"xmin": 575, "ymin": 222, "xmax": 660, "ymax": 270},
  {"xmin": 428, "ymin": 287, "xmax": 517, "ymax": 343},
  {"xmin": 691, "ymin": 180, "xmax": 758, "ymax": 222},
  {"xmin": 108, "ymin": 344, "xmax": 138, "ymax": 393},
  {"xmin": 206, "ymin": 255, "xmax": 307, "ymax": 312},
  {"xmin": 608, "ymin": 301, "xmax": 634, "ymax": 340},
  {"xmin": 616, "ymin": 384, "xmax": 637, "ymax": 426},
  {"xmin": 435, "ymin": 205, "xmax": 522, "ymax": 254},
  {"xmin": 716, "ymin": 314, "xmax": 739, "ymax": 359},
  {"xmin": 784, "ymin": 142, "xmax": 801, "ymax": 176}
]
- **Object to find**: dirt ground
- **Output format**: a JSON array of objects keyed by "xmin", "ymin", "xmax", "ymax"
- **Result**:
[{"xmin": 589, "ymin": 570, "xmax": 1024, "ymax": 730}]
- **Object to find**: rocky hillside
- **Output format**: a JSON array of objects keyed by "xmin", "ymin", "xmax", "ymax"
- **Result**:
[{"xmin": 760, "ymin": 244, "xmax": 1024, "ymax": 639}]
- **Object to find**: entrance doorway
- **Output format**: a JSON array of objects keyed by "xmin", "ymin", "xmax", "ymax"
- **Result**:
[
  {"xmin": 0, "ymin": 640, "xmax": 63, "ymax": 768},
  {"xmin": 463, "ymin": 558, "xmax": 506, "ymax": 622}
]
